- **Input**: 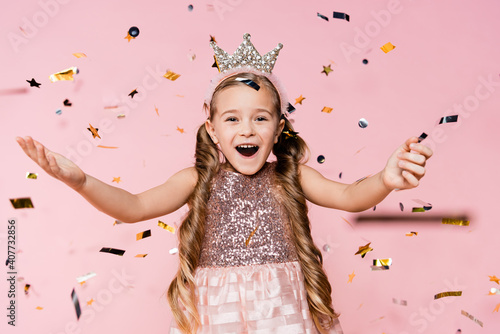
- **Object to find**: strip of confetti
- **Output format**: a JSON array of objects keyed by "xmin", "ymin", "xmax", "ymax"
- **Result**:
[
  {"xmin": 76, "ymin": 272, "xmax": 97, "ymax": 284},
  {"xmin": 136, "ymin": 229, "xmax": 151, "ymax": 241},
  {"xmin": 71, "ymin": 288, "xmax": 82, "ymax": 319},
  {"xmin": 371, "ymin": 258, "xmax": 392, "ymax": 271},
  {"xmin": 340, "ymin": 216, "xmax": 353, "ymax": 228},
  {"xmin": 417, "ymin": 132, "xmax": 428, "ymax": 142},
  {"xmin": 235, "ymin": 77, "xmax": 260, "ymax": 91},
  {"xmin": 461, "ymin": 310, "xmax": 483, "ymax": 327},
  {"xmin": 317, "ymin": 12, "xmax": 329, "ymax": 21},
  {"xmin": 135, "ymin": 254, "xmax": 148, "ymax": 258},
  {"xmin": 442, "ymin": 218, "xmax": 470, "ymax": 226},
  {"xmin": 286, "ymin": 103, "xmax": 296, "ymax": 113},
  {"xmin": 163, "ymin": 70, "xmax": 181, "ymax": 81},
  {"xmin": 405, "ymin": 231, "xmax": 418, "ymax": 237},
  {"xmin": 10, "ymin": 197, "xmax": 34, "ymax": 209},
  {"xmin": 439, "ymin": 115, "xmax": 458, "ymax": 124},
  {"xmin": 72, "ymin": 53, "xmax": 87, "ymax": 58},
  {"xmin": 434, "ymin": 291, "xmax": 462, "ymax": 299},
  {"xmin": 380, "ymin": 42, "xmax": 396, "ymax": 53},
  {"xmin": 99, "ymin": 247, "xmax": 125, "ymax": 256},
  {"xmin": 392, "ymin": 298, "xmax": 407, "ymax": 306},
  {"xmin": 97, "ymin": 145, "xmax": 118, "ymax": 149},
  {"xmin": 245, "ymin": 224, "xmax": 260, "ymax": 247},
  {"xmin": 36, "ymin": 306, "xmax": 43, "ymax": 310},
  {"xmin": 355, "ymin": 242, "xmax": 373, "ymax": 258},
  {"xmin": 169, "ymin": 247, "xmax": 179, "ymax": 255},
  {"xmin": 24, "ymin": 284, "xmax": 30, "ymax": 295},
  {"xmin": 158, "ymin": 221, "xmax": 176, "ymax": 233},
  {"xmin": 87, "ymin": 124, "xmax": 100, "ymax": 139},
  {"xmin": 412, "ymin": 207, "xmax": 426, "ymax": 212},
  {"xmin": 333, "ymin": 11, "xmax": 350, "ymax": 21},
  {"xmin": 26, "ymin": 172, "xmax": 38, "ymax": 179},
  {"xmin": 49, "ymin": 66, "xmax": 79, "ymax": 82},
  {"xmin": 321, "ymin": 106, "xmax": 333, "ymax": 113}
]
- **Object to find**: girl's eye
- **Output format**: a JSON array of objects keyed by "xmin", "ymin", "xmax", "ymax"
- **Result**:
[
  {"xmin": 256, "ymin": 117, "xmax": 267, "ymax": 121},
  {"xmin": 225, "ymin": 117, "xmax": 237, "ymax": 122}
]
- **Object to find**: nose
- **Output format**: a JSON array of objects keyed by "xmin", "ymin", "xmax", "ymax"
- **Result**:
[{"xmin": 238, "ymin": 120, "xmax": 255, "ymax": 137}]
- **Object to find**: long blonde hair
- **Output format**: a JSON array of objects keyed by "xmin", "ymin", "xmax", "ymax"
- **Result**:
[{"xmin": 167, "ymin": 72, "xmax": 339, "ymax": 333}]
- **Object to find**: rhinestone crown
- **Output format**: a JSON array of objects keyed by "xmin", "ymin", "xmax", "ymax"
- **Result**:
[{"xmin": 210, "ymin": 33, "xmax": 283, "ymax": 74}]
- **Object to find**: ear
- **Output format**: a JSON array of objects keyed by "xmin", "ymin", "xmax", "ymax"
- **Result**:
[
  {"xmin": 205, "ymin": 119, "xmax": 219, "ymax": 145},
  {"xmin": 274, "ymin": 118, "xmax": 285, "ymax": 144}
]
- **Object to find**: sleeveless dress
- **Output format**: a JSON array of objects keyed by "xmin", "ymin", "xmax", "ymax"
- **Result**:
[{"xmin": 169, "ymin": 162, "xmax": 343, "ymax": 334}]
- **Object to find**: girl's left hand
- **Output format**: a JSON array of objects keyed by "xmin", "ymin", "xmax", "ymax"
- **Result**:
[{"xmin": 382, "ymin": 137, "xmax": 433, "ymax": 191}]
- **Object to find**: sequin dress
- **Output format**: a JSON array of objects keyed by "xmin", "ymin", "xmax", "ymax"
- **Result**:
[{"xmin": 169, "ymin": 162, "xmax": 343, "ymax": 334}]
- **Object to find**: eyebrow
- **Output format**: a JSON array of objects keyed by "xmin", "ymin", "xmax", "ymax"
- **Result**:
[{"xmin": 220, "ymin": 108, "xmax": 273, "ymax": 117}]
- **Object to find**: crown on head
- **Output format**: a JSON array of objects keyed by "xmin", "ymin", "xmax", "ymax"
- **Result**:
[{"xmin": 210, "ymin": 33, "xmax": 283, "ymax": 73}]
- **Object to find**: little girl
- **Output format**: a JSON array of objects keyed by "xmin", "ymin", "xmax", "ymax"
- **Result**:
[{"xmin": 17, "ymin": 34, "xmax": 432, "ymax": 334}]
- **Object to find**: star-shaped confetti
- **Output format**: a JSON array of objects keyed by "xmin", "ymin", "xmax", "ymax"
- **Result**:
[
  {"xmin": 176, "ymin": 126, "xmax": 184, "ymax": 134},
  {"xmin": 321, "ymin": 64, "xmax": 333, "ymax": 76},
  {"xmin": 210, "ymin": 35, "xmax": 217, "ymax": 43},
  {"xmin": 27, "ymin": 78, "xmax": 41, "ymax": 88},
  {"xmin": 348, "ymin": 271, "xmax": 355, "ymax": 283},
  {"xmin": 489, "ymin": 275, "xmax": 500, "ymax": 284},
  {"xmin": 112, "ymin": 177, "xmax": 121, "ymax": 183},
  {"xmin": 494, "ymin": 303, "xmax": 500, "ymax": 313},
  {"xmin": 355, "ymin": 242, "xmax": 373, "ymax": 258},
  {"xmin": 128, "ymin": 89, "xmax": 138, "ymax": 98},
  {"xmin": 87, "ymin": 298, "xmax": 94, "ymax": 306},
  {"xmin": 87, "ymin": 124, "xmax": 101, "ymax": 139},
  {"xmin": 295, "ymin": 95, "xmax": 306, "ymax": 105}
]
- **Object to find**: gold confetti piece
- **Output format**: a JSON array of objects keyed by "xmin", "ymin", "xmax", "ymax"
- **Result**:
[
  {"xmin": 347, "ymin": 271, "xmax": 355, "ymax": 283},
  {"xmin": 412, "ymin": 207, "xmax": 426, "ymax": 212},
  {"xmin": 176, "ymin": 126, "xmax": 185, "ymax": 133},
  {"xmin": 112, "ymin": 177, "xmax": 121, "ymax": 183},
  {"xmin": 136, "ymin": 229, "xmax": 151, "ymax": 241},
  {"xmin": 99, "ymin": 247, "xmax": 125, "ymax": 256},
  {"xmin": 104, "ymin": 105, "xmax": 119, "ymax": 109},
  {"xmin": 355, "ymin": 242, "xmax": 373, "ymax": 258},
  {"xmin": 340, "ymin": 216, "xmax": 353, "ymax": 228},
  {"xmin": 373, "ymin": 258, "xmax": 392, "ymax": 267},
  {"xmin": 24, "ymin": 283, "xmax": 31, "ymax": 295},
  {"xmin": 321, "ymin": 64, "xmax": 333, "ymax": 76},
  {"xmin": 135, "ymin": 254, "xmax": 148, "ymax": 258},
  {"xmin": 76, "ymin": 272, "xmax": 96, "ymax": 283},
  {"xmin": 494, "ymin": 303, "xmax": 500, "ymax": 312},
  {"xmin": 71, "ymin": 288, "xmax": 82, "ymax": 319},
  {"xmin": 489, "ymin": 275, "xmax": 500, "ymax": 284},
  {"xmin": 461, "ymin": 310, "xmax": 483, "ymax": 327},
  {"xmin": 36, "ymin": 306, "xmax": 43, "ymax": 310},
  {"xmin": 10, "ymin": 197, "xmax": 34, "ymax": 209},
  {"xmin": 380, "ymin": 42, "xmax": 396, "ymax": 53},
  {"xmin": 295, "ymin": 95, "xmax": 305, "ymax": 105},
  {"xmin": 169, "ymin": 247, "xmax": 178, "ymax": 255},
  {"xmin": 392, "ymin": 298, "xmax": 407, "ymax": 306},
  {"xmin": 321, "ymin": 106, "xmax": 333, "ymax": 113},
  {"xmin": 155, "ymin": 105, "xmax": 159, "ymax": 116},
  {"xmin": 49, "ymin": 66, "xmax": 79, "ymax": 82},
  {"xmin": 163, "ymin": 70, "xmax": 181, "ymax": 81},
  {"xmin": 72, "ymin": 53, "xmax": 87, "ymax": 58},
  {"xmin": 405, "ymin": 231, "xmax": 418, "ymax": 236},
  {"xmin": 96, "ymin": 145, "xmax": 118, "ymax": 149},
  {"xmin": 434, "ymin": 291, "xmax": 462, "ymax": 299},
  {"xmin": 26, "ymin": 172, "xmax": 38, "ymax": 179},
  {"xmin": 87, "ymin": 124, "xmax": 100, "ymax": 139},
  {"xmin": 158, "ymin": 221, "xmax": 176, "ymax": 233},
  {"xmin": 245, "ymin": 224, "xmax": 260, "ymax": 247},
  {"xmin": 87, "ymin": 298, "xmax": 94, "ymax": 306},
  {"xmin": 128, "ymin": 89, "xmax": 138, "ymax": 98},
  {"xmin": 124, "ymin": 32, "xmax": 135, "ymax": 42},
  {"xmin": 442, "ymin": 218, "xmax": 470, "ymax": 226},
  {"xmin": 113, "ymin": 220, "xmax": 124, "ymax": 226},
  {"xmin": 117, "ymin": 114, "xmax": 126, "ymax": 118}
]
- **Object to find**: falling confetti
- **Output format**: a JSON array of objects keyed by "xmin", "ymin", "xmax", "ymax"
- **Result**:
[
  {"xmin": 282, "ymin": 129, "xmax": 299, "ymax": 139},
  {"xmin": 321, "ymin": 64, "xmax": 333, "ymax": 76},
  {"xmin": 10, "ymin": 197, "xmax": 34, "ymax": 209},
  {"xmin": 494, "ymin": 303, "xmax": 500, "ymax": 312},
  {"xmin": 135, "ymin": 254, "xmax": 148, "ymax": 258},
  {"xmin": 87, "ymin": 124, "xmax": 100, "ymax": 139},
  {"xmin": 56, "ymin": 109, "xmax": 62, "ymax": 115},
  {"xmin": 169, "ymin": 248, "xmax": 179, "ymax": 255},
  {"xmin": 417, "ymin": 132, "xmax": 428, "ymax": 142},
  {"xmin": 461, "ymin": 310, "xmax": 483, "ymax": 327},
  {"xmin": 333, "ymin": 11, "xmax": 350, "ymax": 21},
  {"xmin": 412, "ymin": 207, "xmax": 426, "ymax": 212},
  {"xmin": 24, "ymin": 283, "xmax": 30, "ymax": 295},
  {"xmin": 176, "ymin": 126, "xmax": 184, "ymax": 133},
  {"xmin": 245, "ymin": 224, "xmax": 260, "ymax": 246},
  {"xmin": 286, "ymin": 103, "xmax": 296, "ymax": 113},
  {"xmin": 36, "ymin": 306, "xmax": 43, "ymax": 310},
  {"xmin": 136, "ymin": 229, "xmax": 152, "ymax": 241},
  {"xmin": 99, "ymin": 247, "xmax": 125, "ymax": 256},
  {"xmin": 188, "ymin": 4, "xmax": 193, "ymax": 11},
  {"xmin": 355, "ymin": 242, "xmax": 373, "ymax": 258},
  {"xmin": 128, "ymin": 89, "xmax": 138, "ymax": 98},
  {"xmin": 163, "ymin": 70, "xmax": 181, "ymax": 81},
  {"xmin": 49, "ymin": 67, "xmax": 79, "ymax": 82},
  {"xmin": 97, "ymin": 145, "xmax": 118, "ymax": 149},
  {"xmin": 323, "ymin": 244, "xmax": 330, "ymax": 252},
  {"xmin": 125, "ymin": 26, "xmax": 139, "ymax": 42},
  {"xmin": 439, "ymin": 115, "xmax": 458, "ymax": 124},
  {"xmin": 380, "ymin": 42, "xmax": 396, "ymax": 53},
  {"xmin": 295, "ymin": 95, "xmax": 305, "ymax": 105},
  {"xmin": 347, "ymin": 271, "xmax": 355, "ymax": 283},
  {"xmin": 434, "ymin": 291, "xmax": 462, "ymax": 299},
  {"xmin": 72, "ymin": 53, "xmax": 87, "ymax": 58},
  {"xmin": 27, "ymin": 78, "xmax": 41, "ymax": 88},
  {"xmin": 235, "ymin": 77, "xmax": 260, "ymax": 90},
  {"xmin": 317, "ymin": 155, "xmax": 325, "ymax": 164},
  {"xmin": 371, "ymin": 258, "xmax": 392, "ymax": 270},
  {"xmin": 155, "ymin": 105, "xmax": 159, "ymax": 116},
  {"xmin": 489, "ymin": 275, "xmax": 500, "ymax": 284},
  {"xmin": 322, "ymin": 106, "xmax": 333, "ymax": 113},
  {"xmin": 63, "ymin": 99, "xmax": 72, "ymax": 106},
  {"xmin": 76, "ymin": 272, "xmax": 96, "ymax": 284},
  {"xmin": 158, "ymin": 221, "xmax": 176, "ymax": 233},
  {"xmin": 317, "ymin": 12, "xmax": 329, "ymax": 21},
  {"xmin": 442, "ymin": 218, "xmax": 470, "ymax": 226},
  {"xmin": 71, "ymin": 288, "xmax": 82, "ymax": 320},
  {"xmin": 392, "ymin": 298, "xmax": 407, "ymax": 306},
  {"xmin": 362, "ymin": 59, "xmax": 369, "ymax": 65},
  {"xmin": 399, "ymin": 202, "xmax": 404, "ymax": 211},
  {"xmin": 26, "ymin": 172, "xmax": 38, "ymax": 179},
  {"xmin": 358, "ymin": 118, "xmax": 368, "ymax": 128},
  {"xmin": 405, "ymin": 231, "xmax": 418, "ymax": 237},
  {"xmin": 112, "ymin": 177, "xmax": 121, "ymax": 183},
  {"xmin": 87, "ymin": 299, "xmax": 94, "ymax": 306}
]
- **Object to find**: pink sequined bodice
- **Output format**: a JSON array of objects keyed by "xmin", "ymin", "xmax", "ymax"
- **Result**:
[{"xmin": 198, "ymin": 162, "xmax": 299, "ymax": 268}]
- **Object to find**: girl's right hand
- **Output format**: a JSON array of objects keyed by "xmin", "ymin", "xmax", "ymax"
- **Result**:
[{"xmin": 16, "ymin": 136, "xmax": 87, "ymax": 190}]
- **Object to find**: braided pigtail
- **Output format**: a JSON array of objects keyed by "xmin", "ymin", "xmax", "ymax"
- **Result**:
[
  {"xmin": 167, "ymin": 123, "xmax": 220, "ymax": 334},
  {"xmin": 273, "ymin": 117, "xmax": 340, "ymax": 332}
]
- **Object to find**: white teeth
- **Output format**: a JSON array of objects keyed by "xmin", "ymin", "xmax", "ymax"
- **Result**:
[{"xmin": 237, "ymin": 145, "xmax": 257, "ymax": 148}]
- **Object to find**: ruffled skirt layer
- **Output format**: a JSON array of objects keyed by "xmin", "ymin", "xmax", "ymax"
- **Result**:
[{"xmin": 169, "ymin": 261, "xmax": 343, "ymax": 334}]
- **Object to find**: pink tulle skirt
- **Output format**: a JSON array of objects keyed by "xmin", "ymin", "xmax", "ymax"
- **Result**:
[{"xmin": 169, "ymin": 261, "xmax": 343, "ymax": 334}]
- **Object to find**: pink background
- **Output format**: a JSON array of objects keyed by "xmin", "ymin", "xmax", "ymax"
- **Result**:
[{"xmin": 1, "ymin": 0, "xmax": 499, "ymax": 333}]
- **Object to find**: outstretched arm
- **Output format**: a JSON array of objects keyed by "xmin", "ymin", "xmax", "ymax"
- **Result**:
[
  {"xmin": 16, "ymin": 136, "xmax": 197, "ymax": 223},
  {"xmin": 299, "ymin": 136, "xmax": 433, "ymax": 212}
]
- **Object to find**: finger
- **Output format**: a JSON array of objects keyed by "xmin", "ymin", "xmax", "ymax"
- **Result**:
[
  {"xmin": 398, "ymin": 159, "xmax": 426, "ymax": 177},
  {"xmin": 409, "ymin": 142, "xmax": 433, "ymax": 159},
  {"xmin": 402, "ymin": 136, "xmax": 420, "ymax": 152},
  {"xmin": 398, "ymin": 152, "xmax": 426, "ymax": 165},
  {"xmin": 47, "ymin": 153, "xmax": 63, "ymax": 176},
  {"xmin": 402, "ymin": 170, "xmax": 419, "ymax": 187},
  {"xmin": 24, "ymin": 136, "xmax": 40, "ymax": 162},
  {"xmin": 34, "ymin": 141, "xmax": 51, "ymax": 171}
]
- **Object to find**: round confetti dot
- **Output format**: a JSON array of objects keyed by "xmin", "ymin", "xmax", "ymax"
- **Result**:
[
  {"xmin": 128, "ymin": 26, "xmax": 140, "ymax": 37},
  {"xmin": 358, "ymin": 118, "xmax": 369, "ymax": 128},
  {"xmin": 323, "ymin": 244, "xmax": 330, "ymax": 252},
  {"xmin": 317, "ymin": 155, "xmax": 325, "ymax": 164},
  {"xmin": 362, "ymin": 59, "xmax": 369, "ymax": 65},
  {"xmin": 188, "ymin": 4, "xmax": 193, "ymax": 11},
  {"xmin": 56, "ymin": 109, "xmax": 62, "ymax": 115}
]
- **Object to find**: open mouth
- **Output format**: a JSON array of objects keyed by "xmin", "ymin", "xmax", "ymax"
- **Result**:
[{"xmin": 236, "ymin": 145, "xmax": 259, "ymax": 157}]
